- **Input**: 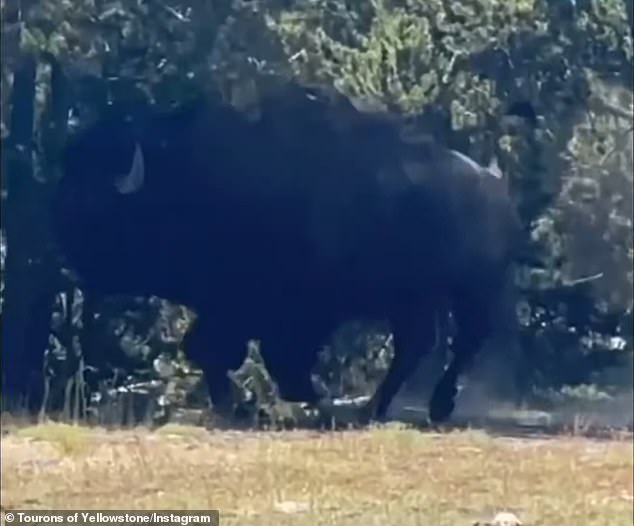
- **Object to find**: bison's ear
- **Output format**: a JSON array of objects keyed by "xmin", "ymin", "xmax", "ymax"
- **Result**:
[{"xmin": 114, "ymin": 142, "xmax": 145, "ymax": 194}]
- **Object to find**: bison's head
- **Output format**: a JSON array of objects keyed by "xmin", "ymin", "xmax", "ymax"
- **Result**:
[
  {"xmin": 58, "ymin": 113, "xmax": 145, "ymax": 207},
  {"xmin": 52, "ymin": 104, "xmax": 204, "ymax": 298}
]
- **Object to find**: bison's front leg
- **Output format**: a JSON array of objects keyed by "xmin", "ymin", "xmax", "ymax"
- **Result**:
[
  {"xmin": 362, "ymin": 302, "xmax": 438, "ymax": 423},
  {"xmin": 182, "ymin": 317, "xmax": 248, "ymax": 420},
  {"xmin": 260, "ymin": 327, "xmax": 323, "ymax": 405}
]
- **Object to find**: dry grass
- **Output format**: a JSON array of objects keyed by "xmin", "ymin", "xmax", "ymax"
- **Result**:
[{"xmin": 1, "ymin": 422, "xmax": 632, "ymax": 525}]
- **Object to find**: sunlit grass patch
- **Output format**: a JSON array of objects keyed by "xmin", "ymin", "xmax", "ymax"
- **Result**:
[
  {"xmin": 14, "ymin": 421, "xmax": 94, "ymax": 456},
  {"xmin": 2, "ymin": 423, "xmax": 632, "ymax": 525},
  {"xmin": 154, "ymin": 422, "xmax": 210, "ymax": 440}
]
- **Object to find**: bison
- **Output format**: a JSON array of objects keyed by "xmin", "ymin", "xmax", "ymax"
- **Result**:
[{"xmin": 53, "ymin": 82, "xmax": 522, "ymax": 424}]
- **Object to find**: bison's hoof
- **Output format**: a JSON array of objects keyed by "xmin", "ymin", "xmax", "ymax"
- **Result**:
[
  {"xmin": 429, "ymin": 397, "xmax": 455, "ymax": 423},
  {"xmin": 428, "ymin": 385, "xmax": 457, "ymax": 423}
]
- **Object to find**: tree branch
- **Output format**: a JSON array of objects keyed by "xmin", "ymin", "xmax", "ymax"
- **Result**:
[{"xmin": 588, "ymin": 94, "xmax": 634, "ymax": 123}]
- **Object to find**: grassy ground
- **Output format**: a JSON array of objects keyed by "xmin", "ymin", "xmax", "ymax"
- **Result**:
[{"xmin": 1, "ymin": 421, "xmax": 632, "ymax": 525}]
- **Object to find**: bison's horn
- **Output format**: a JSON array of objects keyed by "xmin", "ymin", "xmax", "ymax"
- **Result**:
[
  {"xmin": 115, "ymin": 142, "xmax": 145, "ymax": 194},
  {"xmin": 488, "ymin": 156, "xmax": 503, "ymax": 179}
]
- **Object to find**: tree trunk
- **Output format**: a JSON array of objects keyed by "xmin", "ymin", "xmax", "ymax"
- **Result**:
[{"xmin": 1, "ymin": 53, "xmax": 68, "ymax": 413}]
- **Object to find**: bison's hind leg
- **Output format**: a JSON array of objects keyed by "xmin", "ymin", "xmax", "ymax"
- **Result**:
[
  {"xmin": 361, "ymin": 303, "xmax": 438, "ymax": 424},
  {"xmin": 428, "ymin": 295, "xmax": 486, "ymax": 424},
  {"xmin": 429, "ymin": 273, "xmax": 517, "ymax": 424}
]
